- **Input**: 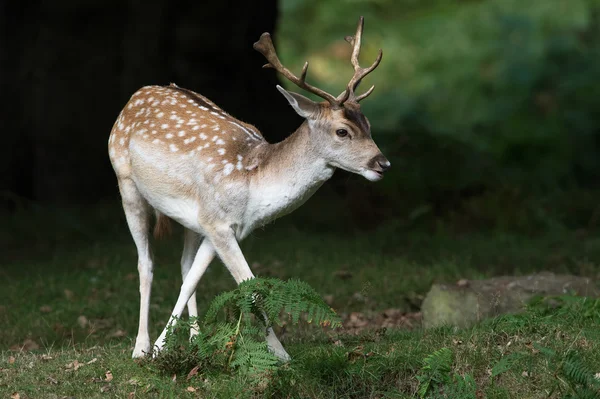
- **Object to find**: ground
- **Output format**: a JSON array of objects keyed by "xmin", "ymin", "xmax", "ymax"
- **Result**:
[{"xmin": 1, "ymin": 204, "xmax": 600, "ymax": 398}]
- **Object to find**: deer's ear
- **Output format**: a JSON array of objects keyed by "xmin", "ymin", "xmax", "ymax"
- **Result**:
[{"xmin": 276, "ymin": 85, "xmax": 320, "ymax": 119}]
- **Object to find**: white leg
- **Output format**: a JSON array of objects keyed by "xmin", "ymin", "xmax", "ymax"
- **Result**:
[
  {"xmin": 118, "ymin": 178, "xmax": 153, "ymax": 358},
  {"xmin": 181, "ymin": 228, "xmax": 201, "ymax": 338},
  {"xmin": 154, "ymin": 239, "xmax": 216, "ymax": 353},
  {"xmin": 209, "ymin": 227, "xmax": 291, "ymax": 362}
]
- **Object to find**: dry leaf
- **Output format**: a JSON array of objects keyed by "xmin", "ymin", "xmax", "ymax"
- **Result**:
[
  {"xmin": 186, "ymin": 365, "xmax": 200, "ymax": 380},
  {"xmin": 105, "ymin": 370, "xmax": 113, "ymax": 382},
  {"xmin": 186, "ymin": 386, "xmax": 196, "ymax": 392},
  {"xmin": 100, "ymin": 384, "xmax": 111, "ymax": 393},
  {"xmin": 64, "ymin": 289, "xmax": 74, "ymax": 300},
  {"xmin": 8, "ymin": 356, "xmax": 15, "ymax": 364},
  {"xmin": 108, "ymin": 329, "xmax": 127, "ymax": 338},
  {"xmin": 521, "ymin": 371, "xmax": 530, "ymax": 377},
  {"xmin": 128, "ymin": 378, "xmax": 141, "ymax": 386},
  {"xmin": 456, "ymin": 279, "xmax": 469, "ymax": 288},
  {"xmin": 171, "ymin": 374, "xmax": 177, "ymax": 383},
  {"xmin": 86, "ymin": 358, "xmax": 98, "ymax": 365},
  {"xmin": 47, "ymin": 376, "xmax": 58, "ymax": 385},
  {"xmin": 10, "ymin": 338, "xmax": 40, "ymax": 352},
  {"xmin": 65, "ymin": 360, "xmax": 83, "ymax": 371},
  {"xmin": 334, "ymin": 269, "xmax": 353, "ymax": 280},
  {"xmin": 10, "ymin": 392, "xmax": 20, "ymax": 399},
  {"xmin": 77, "ymin": 315, "xmax": 88, "ymax": 328},
  {"xmin": 40, "ymin": 305, "xmax": 52, "ymax": 313},
  {"xmin": 41, "ymin": 354, "xmax": 53, "ymax": 361},
  {"xmin": 128, "ymin": 392, "xmax": 135, "ymax": 399}
]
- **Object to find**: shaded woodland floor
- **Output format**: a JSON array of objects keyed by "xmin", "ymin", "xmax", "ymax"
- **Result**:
[{"xmin": 1, "ymin": 204, "xmax": 600, "ymax": 398}]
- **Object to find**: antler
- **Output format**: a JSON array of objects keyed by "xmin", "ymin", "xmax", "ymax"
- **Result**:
[
  {"xmin": 253, "ymin": 33, "xmax": 339, "ymax": 105},
  {"xmin": 336, "ymin": 16, "xmax": 383, "ymax": 103},
  {"xmin": 253, "ymin": 16, "xmax": 382, "ymax": 106}
]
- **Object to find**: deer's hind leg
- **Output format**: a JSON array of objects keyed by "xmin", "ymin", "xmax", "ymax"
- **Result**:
[
  {"xmin": 181, "ymin": 228, "xmax": 201, "ymax": 338},
  {"xmin": 118, "ymin": 178, "xmax": 154, "ymax": 358}
]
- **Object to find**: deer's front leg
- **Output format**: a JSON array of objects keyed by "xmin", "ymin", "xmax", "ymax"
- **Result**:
[
  {"xmin": 153, "ymin": 239, "xmax": 215, "ymax": 354},
  {"xmin": 209, "ymin": 226, "xmax": 291, "ymax": 362}
]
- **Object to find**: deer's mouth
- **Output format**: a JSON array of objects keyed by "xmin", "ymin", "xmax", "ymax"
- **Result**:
[{"xmin": 361, "ymin": 168, "xmax": 384, "ymax": 182}]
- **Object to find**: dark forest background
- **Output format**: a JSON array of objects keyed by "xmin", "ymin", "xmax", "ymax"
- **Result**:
[{"xmin": 1, "ymin": 0, "xmax": 600, "ymax": 234}]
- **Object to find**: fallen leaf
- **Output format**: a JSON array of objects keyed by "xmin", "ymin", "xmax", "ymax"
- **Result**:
[
  {"xmin": 521, "ymin": 371, "xmax": 530, "ymax": 377},
  {"xmin": 186, "ymin": 386, "xmax": 196, "ymax": 392},
  {"xmin": 333, "ymin": 269, "xmax": 353, "ymax": 280},
  {"xmin": 8, "ymin": 356, "xmax": 15, "ymax": 364},
  {"xmin": 108, "ymin": 329, "xmax": 127, "ymax": 338},
  {"xmin": 456, "ymin": 279, "xmax": 469, "ymax": 288},
  {"xmin": 105, "ymin": 370, "xmax": 113, "ymax": 382},
  {"xmin": 128, "ymin": 392, "xmax": 135, "ymax": 399},
  {"xmin": 171, "ymin": 373, "xmax": 177, "ymax": 383},
  {"xmin": 127, "ymin": 378, "xmax": 141, "ymax": 386},
  {"xmin": 65, "ymin": 360, "xmax": 83, "ymax": 371},
  {"xmin": 87, "ymin": 358, "xmax": 98, "ymax": 365},
  {"xmin": 10, "ymin": 339, "xmax": 39, "ymax": 352},
  {"xmin": 41, "ymin": 354, "xmax": 53, "ymax": 361},
  {"xmin": 186, "ymin": 365, "xmax": 200, "ymax": 380},
  {"xmin": 100, "ymin": 384, "xmax": 111, "ymax": 393},
  {"xmin": 64, "ymin": 289, "xmax": 74, "ymax": 300},
  {"xmin": 77, "ymin": 315, "xmax": 88, "ymax": 328},
  {"xmin": 10, "ymin": 392, "xmax": 20, "ymax": 399},
  {"xmin": 47, "ymin": 376, "xmax": 58, "ymax": 385},
  {"xmin": 40, "ymin": 305, "xmax": 52, "ymax": 313}
]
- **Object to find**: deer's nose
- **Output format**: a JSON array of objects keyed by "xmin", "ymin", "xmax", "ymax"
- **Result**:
[{"xmin": 378, "ymin": 158, "xmax": 391, "ymax": 172}]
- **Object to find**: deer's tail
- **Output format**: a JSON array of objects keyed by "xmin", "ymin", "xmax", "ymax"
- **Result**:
[{"xmin": 153, "ymin": 211, "xmax": 172, "ymax": 239}]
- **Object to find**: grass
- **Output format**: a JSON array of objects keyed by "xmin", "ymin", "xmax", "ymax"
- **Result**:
[{"xmin": 1, "ymin": 203, "xmax": 600, "ymax": 398}]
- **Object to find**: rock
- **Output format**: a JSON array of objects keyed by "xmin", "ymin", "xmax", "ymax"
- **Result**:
[{"xmin": 422, "ymin": 272, "xmax": 599, "ymax": 328}]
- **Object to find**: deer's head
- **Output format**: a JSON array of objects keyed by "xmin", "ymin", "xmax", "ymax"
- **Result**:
[{"xmin": 254, "ymin": 17, "xmax": 390, "ymax": 181}]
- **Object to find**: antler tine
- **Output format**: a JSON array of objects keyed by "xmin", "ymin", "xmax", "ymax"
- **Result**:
[
  {"xmin": 336, "ymin": 16, "xmax": 383, "ymax": 103},
  {"xmin": 253, "ymin": 32, "xmax": 339, "ymax": 105}
]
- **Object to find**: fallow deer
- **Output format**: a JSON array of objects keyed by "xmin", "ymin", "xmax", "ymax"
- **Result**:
[{"xmin": 108, "ymin": 16, "xmax": 389, "ymax": 361}]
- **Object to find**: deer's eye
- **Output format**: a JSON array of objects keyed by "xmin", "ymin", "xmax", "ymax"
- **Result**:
[{"xmin": 336, "ymin": 129, "xmax": 349, "ymax": 138}]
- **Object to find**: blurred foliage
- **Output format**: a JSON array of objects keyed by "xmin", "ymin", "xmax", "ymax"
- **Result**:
[{"xmin": 278, "ymin": 0, "xmax": 600, "ymax": 231}]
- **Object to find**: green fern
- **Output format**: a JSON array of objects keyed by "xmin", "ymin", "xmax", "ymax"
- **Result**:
[
  {"xmin": 416, "ymin": 348, "xmax": 477, "ymax": 399},
  {"xmin": 158, "ymin": 277, "xmax": 340, "ymax": 383},
  {"xmin": 491, "ymin": 352, "xmax": 527, "ymax": 378},
  {"xmin": 416, "ymin": 347, "xmax": 453, "ymax": 398},
  {"xmin": 534, "ymin": 344, "xmax": 600, "ymax": 399}
]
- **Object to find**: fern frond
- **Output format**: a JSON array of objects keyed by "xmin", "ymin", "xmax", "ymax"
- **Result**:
[{"xmin": 491, "ymin": 352, "xmax": 526, "ymax": 378}]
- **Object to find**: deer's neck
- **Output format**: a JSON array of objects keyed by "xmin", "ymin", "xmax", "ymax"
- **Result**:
[{"xmin": 244, "ymin": 122, "xmax": 334, "ymax": 230}]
